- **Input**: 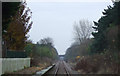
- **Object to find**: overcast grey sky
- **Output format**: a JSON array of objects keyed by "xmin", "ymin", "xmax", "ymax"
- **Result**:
[{"xmin": 26, "ymin": 1, "xmax": 112, "ymax": 55}]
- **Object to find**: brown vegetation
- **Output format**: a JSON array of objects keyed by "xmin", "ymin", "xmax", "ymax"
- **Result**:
[
  {"xmin": 75, "ymin": 53, "xmax": 119, "ymax": 74},
  {"xmin": 31, "ymin": 57, "xmax": 53, "ymax": 67}
]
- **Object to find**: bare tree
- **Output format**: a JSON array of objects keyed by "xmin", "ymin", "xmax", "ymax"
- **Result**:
[
  {"xmin": 38, "ymin": 37, "xmax": 54, "ymax": 46},
  {"xmin": 44, "ymin": 37, "xmax": 53, "ymax": 46},
  {"xmin": 111, "ymin": 0, "xmax": 115, "ymax": 3},
  {"xmin": 73, "ymin": 19, "xmax": 93, "ymax": 44}
]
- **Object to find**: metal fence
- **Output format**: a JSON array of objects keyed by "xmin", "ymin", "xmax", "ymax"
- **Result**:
[{"xmin": 6, "ymin": 51, "xmax": 27, "ymax": 58}]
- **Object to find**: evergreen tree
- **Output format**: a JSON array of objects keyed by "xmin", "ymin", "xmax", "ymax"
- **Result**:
[
  {"xmin": 91, "ymin": 2, "xmax": 120, "ymax": 53},
  {"xmin": 4, "ymin": 2, "xmax": 33, "ymax": 51},
  {"xmin": 2, "ymin": 2, "xmax": 21, "ymax": 35}
]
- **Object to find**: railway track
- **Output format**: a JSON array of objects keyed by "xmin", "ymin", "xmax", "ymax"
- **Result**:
[{"xmin": 41, "ymin": 60, "xmax": 71, "ymax": 76}]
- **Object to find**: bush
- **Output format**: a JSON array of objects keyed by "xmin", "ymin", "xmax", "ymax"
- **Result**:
[
  {"xmin": 75, "ymin": 56, "xmax": 98, "ymax": 73},
  {"xmin": 75, "ymin": 53, "xmax": 119, "ymax": 74}
]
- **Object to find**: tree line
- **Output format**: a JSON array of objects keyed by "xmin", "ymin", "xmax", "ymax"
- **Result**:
[
  {"xmin": 65, "ymin": 2, "xmax": 120, "ymax": 73},
  {"xmin": 25, "ymin": 37, "xmax": 58, "ymax": 60},
  {"xmin": 2, "ymin": 1, "xmax": 59, "ymax": 60},
  {"xmin": 65, "ymin": 1, "xmax": 120, "ymax": 61}
]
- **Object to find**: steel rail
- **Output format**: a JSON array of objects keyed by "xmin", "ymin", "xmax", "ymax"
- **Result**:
[
  {"xmin": 42, "ymin": 61, "xmax": 71, "ymax": 76},
  {"xmin": 54, "ymin": 61, "xmax": 71, "ymax": 76},
  {"xmin": 63, "ymin": 61, "xmax": 71, "ymax": 76},
  {"xmin": 54, "ymin": 65, "xmax": 59, "ymax": 76},
  {"xmin": 64, "ymin": 66, "xmax": 71, "ymax": 76}
]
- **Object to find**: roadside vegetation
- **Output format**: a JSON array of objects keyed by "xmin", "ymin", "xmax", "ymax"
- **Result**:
[
  {"xmin": 25, "ymin": 37, "xmax": 59, "ymax": 67},
  {"xmin": 2, "ymin": 0, "xmax": 120, "ymax": 75},
  {"xmin": 65, "ymin": 2, "xmax": 120, "ymax": 74},
  {"xmin": 2, "ymin": 1, "xmax": 59, "ymax": 74}
]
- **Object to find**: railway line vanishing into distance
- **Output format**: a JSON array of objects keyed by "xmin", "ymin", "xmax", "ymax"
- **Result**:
[{"xmin": 41, "ymin": 60, "xmax": 72, "ymax": 76}]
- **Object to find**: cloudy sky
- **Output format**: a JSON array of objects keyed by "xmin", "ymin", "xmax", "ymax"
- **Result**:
[{"xmin": 26, "ymin": 0, "xmax": 112, "ymax": 55}]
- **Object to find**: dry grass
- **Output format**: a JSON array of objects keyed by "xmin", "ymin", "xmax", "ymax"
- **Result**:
[{"xmin": 75, "ymin": 53, "xmax": 120, "ymax": 74}]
